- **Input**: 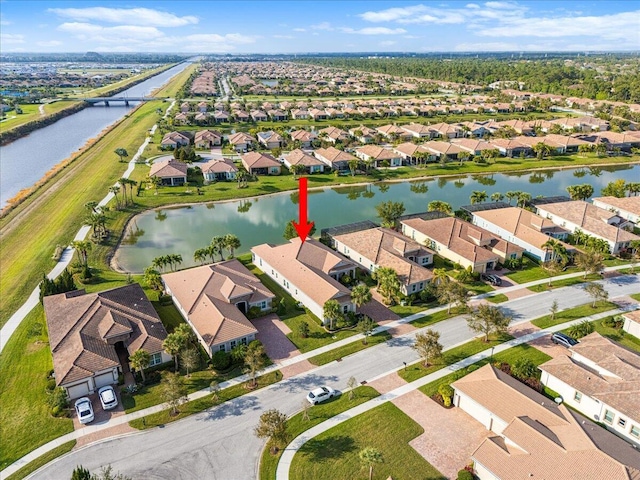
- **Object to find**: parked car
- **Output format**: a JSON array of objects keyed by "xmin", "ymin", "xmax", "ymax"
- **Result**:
[
  {"xmin": 551, "ymin": 332, "xmax": 579, "ymax": 348},
  {"xmin": 306, "ymin": 386, "xmax": 336, "ymax": 405},
  {"xmin": 481, "ymin": 273, "xmax": 502, "ymax": 286},
  {"xmin": 98, "ymin": 385, "xmax": 118, "ymax": 410},
  {"xmin": 74, "ymin": 397, "xmax": 95, "ymax": 424}
]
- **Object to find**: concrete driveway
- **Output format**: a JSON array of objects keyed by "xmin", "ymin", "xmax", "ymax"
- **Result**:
[{"xmin": 251, "ymin": 314, "xmax": 301, "ymax": 363}]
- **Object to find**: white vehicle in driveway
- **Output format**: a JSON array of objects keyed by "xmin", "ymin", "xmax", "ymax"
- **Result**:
[
  {"xmin": 74, "ymin": 397, "xmax": 95, "ymax": 424},
  {"xmin": 98, "ymin": 385, "xmax": 118, "ymax": 410},
  {"xmin": 306, "ymin": 386, "xmax": 336, "ymax": 405}
]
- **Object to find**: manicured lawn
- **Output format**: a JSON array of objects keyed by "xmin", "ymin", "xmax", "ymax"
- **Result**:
[
  {"xmin": 561, "ymin": 316, "xmax": 640, "ymax": 354},
  {"xmin": 260, "ymin": 386, "xmax": 379, "ymax": 480},
  {"xmin": 129, "ymin": 370, "xmax": 280, "ymax": 429},
  {"xmin": 289, "ymin": 402, "xmax": 444, "ymax": 480},
  {"xmin": 418, "ymin": 343, "xmax": 552, "ymax": 397},
  {"xmin": 390, "ymin": 304, "xmax": 431, "ymax": 318},
  {"xmin": 527, "ymin": 273, "xmax": 602, "ymax": 293},
  {"xmin": 398, "ymin": 333, "xmax": 514, "ymax": 383},
  {"xmin": 151, "ymin": 301, "xmax": 187, "ymax": 333},
  {"xmin": 4, "ymin": 441, "xmax": 76, "ymax": 480},
  {"xmin": 0, "ymin": 306, "xmax": 74, "ymax": 470},
  {"xmin": 631, "ymin": 293, "xmax": 640, "ymax": 302},
  {"xmin": 309, "ymin": 331, "xmax": 392, "ymax": 366},
  {"xmin": 0, "ymin": 104, "xmax": 42, "ymax": 132},
  {"xmin": 531, "ymin": 301, "xmax": 617, "ymax": 329},
  {"xmin": 409, "ymin": 309, "xmax": 459, "ymax": 328},
  {"xmin": 486, "ymin": 293, "xmax": 509, "ymax": 304},
  {"xmin": 504, "ymin": 256, "xmax": 545, "ymax": 283}
]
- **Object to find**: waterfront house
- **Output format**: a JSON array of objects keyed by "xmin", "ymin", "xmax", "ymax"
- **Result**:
[
  {"xmin": 313, "ymin": 146, "xmax": 357, "ymax": 171},
  {"xmin": 283, "ymin": 149, "xmax": 326, "ymax": 173},
  {"xmin": 200, "ymin": 158, "xmax": 237, "ymax": 182},
  {"xmin": 241, "ymin": 152, "xmax": 281, "ymax": 176},
  {"xmin": 149, "ymin": 158, "xmax": 188, "ymax": 186}
]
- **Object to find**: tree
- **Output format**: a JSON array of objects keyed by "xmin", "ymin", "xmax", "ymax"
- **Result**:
[
  {"xmin": 114, "ymin": 148, "xmax": 129, "ymax": 162},
  {"xmin": 575, "ymin": 251, "xmax": 604, "ymax": 279},
  {"xmin": 351, "ymin": 284, "xmax": 372, "ymax": 309},
  {"xmin": 584, "ymin": 282, "xmax": 609, "ymax": 307},
  {"xmin": 532, "ymin": 142, "xmax": 554, "ymax": 159},
  {"xmin": 160, "ymin": 371, "xmax": 188, "ymax": 416},
  {"xmin": 348, "ymin": 158, "xmax": 359, "ymax": 176},
  {"xmin": 432, "ymin": 268, "xmax": 450, "ymax": 286},
  {"xmin": 469, "ymin": 190, "xmax": 488, "ymax": 205},
  {"xmin": 109, "ymin": 185, "xmax": 121, "ymax": 210},
  {"xmin": 297, "ymin": 321, "xmax": 310, "ymax": 338},
  {"xmin": 254, "ymin": 409, "xmax": 288, "ymax": 452},
  {"xmin": 210, "ymin": 236, "xmax": 226, "ymax": 261},
  {"xmin": 71, "ymin": 240, "xmax": 92, "ymax": 267},
  {"xmin": 129, "ymin": 349, "xmax": 151, "ymax": 383},
  {"xmin": 223, "ymin": 234, "xmax": 241, "ymax": 258},
  {"xmin": 601, "ymin": 179, "xmax": 627, "ymax": 198},
  {"xmin": 512, "ymin": 357, "xmax": 538, "ymax": 380},
  {"xmin": 323, "ymin": 299, "xmax": 342, "ymax": 330},
  {"xmin": 209, "ymin": 380, "xmax": 220, "ymax": 403},
  {"xmin": 372, "ymin": 267, "xmax": 401, "ymax": 305},
  {"xmin": 375, "ymin": 201, "xmax": 405, "ymax": 229},
  {"xmin": 550, "ymin": 299, "xmax": 559, "ymax": 321},
  {"xmin": 244, "ymin": 341, "xmax": 267, "ymax": 387},
  {"xmin": 193, "ymin": 248, "xmax": 209, "ymax": 265},
  {"xmin": 283, "ymin": 219, "xmax": 316, "ymax": 240},
  {"xmin": 542, "ymin": 238, "xmax": 568, "ymax": 264},
  {"xmin": 359, "ymin": 447, "xmax": 383, "ymax": 480},
  {"xmin": 427, "ymin": 200, "xmax": 453, "ymax": 215},
  {"xmin": 505, "ymin": 191, "xmax": 519, "ymax": 205},
  {"xmin": 290, "ymin": 163, "xmax": 306, "ymax": 179},
  {"xmin": 143, "ymin": 267, "xmax": 163, "ymax": 294},
  {"xmin": 180, "ymin": 348, "xmax": 200, "ymax": 377},
  {"xmin": 516, "ymin": 191, "xmax": 532, "ymax": 207},
  {"xmin": 566, "ymin": 184, "xmax": 594, "ymax": 201},
  {"xmin": 413, "ymin": 329, "xmax": 443, "ymax": 367},
  {"xmin": 357, "ymin": 316, "xmax": 377, "ymax": 345},
  {"xmin": 467, "ymin": 304, "xmax": 512, "ymax": 342},
  {"xmin": 490, "ymin": 192, "xmax": 504, "ymax": 203},
  {"xmin": 163, "ymin": 332, "xmax": 186, "ymax": 372},
  {"xmin": 346, "ymin": 376, "xmax": 358, "ymax": 400},
  {"xmin": 89, "ymin": 465, "xmax": 133, "ymax": 480},
  {"xmin": 436, "ymin": 280, "xmax": 468, "ymax": 314}
]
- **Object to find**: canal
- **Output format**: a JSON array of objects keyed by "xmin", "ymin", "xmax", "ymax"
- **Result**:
[{"xmin": 113, "ymin": 163, "xmax": 638, "ymax": 273}]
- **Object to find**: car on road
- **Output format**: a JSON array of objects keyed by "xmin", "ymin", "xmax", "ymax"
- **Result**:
[
  {"xmin": 481, "ymin": 273, "xmax": 502, "ymax": 286},
  {"xmin": 306, "ymin": 386, "xmax": 336, "ymax": 405},
  {"xmin": 98, "ymin": 385, "xmax": 118, "ymax": 410},
  {"xmin": 551, "ymin": 332, "xmax": 579, "ymax": 348},
  {"xmin": 74, "ymin": 397, "xmax": 95, "ymax": 424}
]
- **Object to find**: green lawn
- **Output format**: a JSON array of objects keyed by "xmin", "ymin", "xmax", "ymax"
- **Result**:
[
  {"xmin": 631, "ymin": 293, "xmax": 640, "ymax": 302},
  {"xmin": 409, "ymin": 309, "xmax": 458, "ymax": 328},
  {"xmin": 486, "ymin": 293, "xmax": 509, "ymax": 304},
  {"xmin": 129, "ymin": 370, "xmax": 280, "ymax": 429},
  {"xmin": 260, "ymin": 386, "xmax": 380, "ymax": 480},
  {"xmin": 504, "ymin": 256, "xmax": 545, "ymax": 283},
  {"xmin": 561, "ymin": 316, "xmax": 640, "ymax": 354},
  {"xmin": 527, "ymin": 273, "xmax": 602, "ymax": 293},
  {"xmin": 531, "ymin": 302, "xmax": 617, "ymax": 329},
  {"xmin": 0, "ymin": 104, "xmax": 42, "ymax": 132},
  {"xmin": 289, "ymin": 402, "xmax": 444, "ymax": 480},
  {"xmin": 0, "ymin": 305, "xmax": 74, "ymax": 470},
  {"xmin": 418, "ymin": 343, "xmax": 552, "ymax": 397},
  {"xmin": 309, "ymin": 332, "xmax": 392, "ymax": 366},
  {"xmin": 398, "ymin": 333, "xmax": 514, "ymax": 383},
  {"xmin": 390, "ymin": 304, "xmax": 430, "ymax": 318},
  {"xmin": 4, "ymin": 441, "xmax": 76, "ymax": 480}
]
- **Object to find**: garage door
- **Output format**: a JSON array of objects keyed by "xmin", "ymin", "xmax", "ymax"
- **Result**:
[
  {"xmin": 67, "ymin": 382, "xmax": 91, "ymax": 400},
  {"xmin": 94, "ymin": 371, "xmax": 116, "ymax": 389}
]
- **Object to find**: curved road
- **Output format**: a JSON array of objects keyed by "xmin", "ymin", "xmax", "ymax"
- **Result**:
[{"xmin": 32, "ymin": 276, "xmax": 640, "ymax": 479}]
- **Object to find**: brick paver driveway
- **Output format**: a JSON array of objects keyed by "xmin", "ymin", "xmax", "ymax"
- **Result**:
[{"xmin": 251, "ymin": 314, "xmax": 301, "ymax": 362}]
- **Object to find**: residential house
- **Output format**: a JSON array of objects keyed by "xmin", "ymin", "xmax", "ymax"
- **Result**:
[
  {"xmin": 289, "ymin": 130, "xmax": 317, "ymax": 148},
  {"xmin": 592, "ymin": 196, "xmax": 640, "ymax": 225},
  {"xmin": 487, "ymin": 138, "xmax": 532, "ymax": 157},
  {"xmin": 355, "ymin": 145, "xmax": 403, "ymax": 167},
  {"xmin": 422, "ymin": 141, "xmax": 464, "ymax": 160},
  {"xmin": 250, "ymin": 110, "xmax": 268, "ymax": 122},
  {"xmin": 43, "ymin": 284, "xmax": 170, "ymax": 399},
  {"xmin": 376, "ymin": 124, "xmax": 412, "ymax": 141},
  {"xmin": 309, "ymin": 108, "xmax": 328, "ymax": 121},
  {"xmin": 451, "ymin": 138, "xmax": 498, "ymax": 157},
  {"xmin": 162, "ymin": 260, "xmax": 275, "ymax": 356},
  {"xmin": 313, "ymin": 146, "xmax": 357, "ymax": 171},
  {"xmin": 233, "ymin": 110, "xmax": 250, "ymax": 123},
  {"xmin": 290, "ymin": 109, "xmax": 310, "ymax": 120},
  {"xmin": 539, "ymin": 333, "xmax": 640, "ymax": 447},
  {"xmin": 194, "ymin": 130, "xmax": 222, "ymax": 149},
  {"xmin": 623, "ymin": 310, "xmax": 640, "ymax": 338},
  {"xmin": 149, "ymin": 158, "xmax": 188, "ymax": 186},
  {"xmin": 173, "ymin": 112, "xmax": 190, "ymax": 125},
  {"xmin": 161, "ymin": 131, "xmax": 190, "ymax": 149},
  {"xmin": 496, "ymin": 118, "xmax": 533, "ymax": 135},
  {"xmin": 393, "ymin": 142, "xmax": 436, "ymax": 164},
  {"xmin": 283, "ymin": 149, "xmax": 326, "ymax": 173},
  {"xmin": 535, "ymin": 200, "xmax": 639, "ymax": 254},
  {"xmin": 241, "ymin": 152, "xmax": 281, "ymax": 175},
  {"xmin": 330, "ymin": 227, "xmax": 434, "ymax": 296},
  {"xmin": 267, "ymin": 109, "xmax": 288, "ymax": 121},
  {"xmin": 228, "ymin": 132, "xmax": 256, "ymax": 153},
  {"xmin": 401, "ymin": 216, "xmax": 524, "ymax": 273},
  {"xmin": 180, "ymin": 102, "xmax": 190, "ymax": 113},
  {"xmin": 348, "ymin": 125, "xmax": 377, "ymax": 144},
  {"xmin": 400, "ymin": 123, "xmax": 436, "ymax": 139},
  {"xmin": 200, "ymin": 158, "xmax": 237, "ymax": 182},
  {"xmin": 257, "ymin": 131, "xmax": 283, "ymax": 150},
  {"xmin": 581, "ymin": 131, "xmax": 640, "ymax": 152},
  {"xmin": 319, "ymin": 126, "xmax": 350, "ymax": 144},
  {"xmin": 212, "ymin": 111, "xmax": 229, "ymax": 123},
  {"xmin": 452, "ymin": 364, "xmax": 640, "ymax": 480},
  {"xmin": 251, "ymin": 238, "xmax": 357, "ymax": 324},
  {"xmin": 470, "ymin": 206, "xmax": 574, "ymax": 262},
  {"xmin": 429, "ymin": 122, "xmax": 464, "ymax": 139},
  {"xmin": 196, "ymin": 101, "xmax": 208, "ymax": 113}
]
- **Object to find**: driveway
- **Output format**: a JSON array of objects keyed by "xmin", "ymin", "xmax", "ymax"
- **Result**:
[
  {"xmin": 251, "ymin": 314, "xmax": 300, "ymax": 363},
  {"xmin": 71, "ymin": 388, "xmax": 134, "ymax": 447}
]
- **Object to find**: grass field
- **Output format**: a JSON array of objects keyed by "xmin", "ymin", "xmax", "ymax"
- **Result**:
[
  {"xmin": 289, "ymin": 402, "xmax": 444, "ymax": 480},
  {"xmin": 409, "ymin": 309, "xmax": 459, "ymax": 328},
  {"xmin": 259, "ymin": 386, "xmax": 380, "ymax": 480},
  {"xmin": 0, "ymin": 104, "xmax": 42, "ymax": 131},
  {"xmin": 308, "ymin": 331, "xmax": 392, "ymax": 366},
  {"xmin": 531, "ymin": 302, "xmax": 617, "ymax": 329},
  {"xmin": 4, "ymin": 441, "xmax": 76, "ymax": 480}
]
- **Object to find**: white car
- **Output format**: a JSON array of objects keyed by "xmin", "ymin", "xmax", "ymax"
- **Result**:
[
  {"xmin": 306, "ymin": 386, "xmax": 336, "ymax": 405},
  {"xmin": 98, "ymin": 385, "xmax": 118, "ymax": 410},
  {"xmin": 74, "ymin": 397, "xmax": 95, "ymax": 424}
]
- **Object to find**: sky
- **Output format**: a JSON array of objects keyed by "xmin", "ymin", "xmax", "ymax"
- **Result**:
[{"xmin": 1, "ymin": 1, "xmax": 639, "ymax": 54}]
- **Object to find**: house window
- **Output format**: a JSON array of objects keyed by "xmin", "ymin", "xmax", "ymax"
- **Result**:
[
  {"xmin": 618, "ymin": 418, "xmax": 627, "ymax": 428},
  {"xmin": 574, "ymin": 391, "xmax": 582, "ymax": 403},
  {"xmin": 241, "ymin": 337, "xmax": 248, "ymax": 345},
  {"xmin": 421, "ymin": 258, "xmax": 428, "ymax": 264},
  {"xmin": 604, "ymin": 410, "xmax": 614, "ymax": 424},
  {"xmin": 412, "ymin": 284, "xmax": 416, "ymax": 292},
  {"xmin": 230, "ymin": 340, "xmax": 237, "ymax": 349},
  {"xmin": 219, "ymin": 344, "xmax": 226, "ymax": 352},
  {"xmin": 260, "ymin": 301, "xmax": 266, "ymax": 309},
  {"xmin": 149, "ymin": 352, "xmax": 162, "ymax": 367},
  {"xmin": 510, "ymin": 253, "xmax": 517, "ymax": 259},
  {"xmin": 631, "ymin": 425, "xmax": 640, "ymax": 438},
  {"xmin": 343, "ymin": 305, "xmax": 349, "ymax": 313}
]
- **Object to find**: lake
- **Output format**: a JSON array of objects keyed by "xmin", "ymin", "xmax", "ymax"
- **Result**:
[{"xmin": 112, "ymin": 164, "xmax": 639, "ymax": 273}]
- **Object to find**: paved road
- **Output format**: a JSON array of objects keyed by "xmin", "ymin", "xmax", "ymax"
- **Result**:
[{"xmin": 31, "ymin": 276, "xmax": 639, "ymax": 479}]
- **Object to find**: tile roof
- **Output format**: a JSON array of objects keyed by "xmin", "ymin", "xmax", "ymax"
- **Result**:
[
  {"xmin": 228, "ymin": 132, "xmax": 255, "ymax": 145},
  {"xmin": 241, "ymin": 152, "xmax": 281, "ymax": 169},
  {"xmin": 199, "ymin": 158, "xmax": 238, "ymax": 174},
  {"xmin": 44, "ymin": 284, "xmax": 168, "ymax": 386},
  {"xmin": 284, "ymin": 149, "xmax": 325, "ymax": 167},
  {"xmin": 314, "ymin": 147, "xmax": 357, "ymax": 163},
  {"xmin": 422, "ymin": 141, "xmax": 464, "ymax": 156},
  {"xmin": 149, "ymin": 158, "xmax": 188, "ymax": 178},
  {"xmin": 592, "ymin": 196, "xmax": 640, "ymax": 217},
  {"xmin": 356, "ymin": 145, "xmax": 401, "ymax": 161},
  {"xmin": 162, "ymin": 260, "xmax": 275, "ymax": 347}
]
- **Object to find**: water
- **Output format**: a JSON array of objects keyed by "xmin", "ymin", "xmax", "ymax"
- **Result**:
[
  {"xmin": 0, "ymin": 63, "xmax": 191, "ymax": 207},
  {"xmin": 113, "ymin": 164, "xmax": 639, "ymax": 273},
  {"xmin": 259, "ymin": 79, "xmax": 278, "ymax": 87}
]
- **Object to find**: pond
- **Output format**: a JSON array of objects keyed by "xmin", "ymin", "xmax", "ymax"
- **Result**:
[
  {"xmin": 112, "ymin": 164, "xmax": 638, "ymax": 273},
  {"xmin": 258, "ymin": 79, "xmax": 279, "ymax": 87}
]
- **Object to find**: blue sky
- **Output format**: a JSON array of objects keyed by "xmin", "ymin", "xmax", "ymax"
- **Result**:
[{"xmin": 1, "ymin": 1, "xmax": 639, "ymax": 53}]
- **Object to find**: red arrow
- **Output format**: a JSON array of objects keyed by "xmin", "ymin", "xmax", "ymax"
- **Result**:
[{"xmin": 292, "ymin": 177, "xmax": 314, "ymax": 243}]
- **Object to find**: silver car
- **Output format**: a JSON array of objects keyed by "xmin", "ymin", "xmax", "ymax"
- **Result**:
[
  {"xmin": 98, "ymin": 385, "xmax": 118, "ymax": 410},
  {"xmin": 74, "ymin": 397, "xmax": 95, "ymax": 424}
]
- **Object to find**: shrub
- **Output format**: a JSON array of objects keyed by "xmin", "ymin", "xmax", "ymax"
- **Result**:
[
  {"xmin": 277, "ymin": 298, "xmax": 287, "ymax": 315},
  {"xmin": 438, "ymin": 384, "xmax": 454, "ymax": 407},
  {"xmin": 246, "ymin": 306, "xmax": 262, "ymax": 319},
  {"xmin": 457, "ymin": 469, "xmax": 474, "ymax": 480},
  {"xmin": 48, "ymin": 386, "xmax": 69, "ymax": 414},
  {"xmin": 568, "ymin": 320, "xmax": 595, "ymax": 339},
  {"xmin": 211, "ymin": 350, "xmax": 232, "ymax": 371},
  {"xmin": 297, "ymin": 321, "xmax": 310, "ymax": 338},
  {"xmin": 602, "ymin": 316, "xmax": 624, "ymax": 329},
  {"xmin": 511, "ymin": 357, "xmax": 538, "ymax": 380},
  {"xmin": 46, "ymin": 378, "xmax": 57, "ymax": 391},
  {"xmin": 159, "ymin": 294, "xmax": 173, "ymax": 306}
]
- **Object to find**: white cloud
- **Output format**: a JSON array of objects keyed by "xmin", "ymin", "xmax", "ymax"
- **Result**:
[
  {"xmin": 48, "ymin": 7, "xmax": 198, "ymax": 27},
  {"xmin": 57, "ymin": 22, "xmax": 165, "ymax": 44},
  {"xmin": 293, "ymin": 28, "xmax": 306, "ymax": 32},
  {"xmin": 341, "ymin": 27, "xmax": 407, "ymax": 35},
  {"xmin": 183, "ymin": 33, "xmax": 256, "ymax": 45},
  {"xmin": 359, "ymin": 5, "xmax": 427, "ymax": 22},
  {"xmin": 310, "ymin": 22, "xmax": 333, "ymax": 31},
  {"xmin": 0, "ymin": 14, "xmax": 11, "ymax": 26},
  {"xmin": 466, "ymin": 3, "xmax": 480, "ymax": 8},
  {"xmin": 0, "ymin": 33, "xmax": 24, "ymax": 44},
  {"xmin": 37, "ymin": 40, "xmax": 63, "ymax": 47}
]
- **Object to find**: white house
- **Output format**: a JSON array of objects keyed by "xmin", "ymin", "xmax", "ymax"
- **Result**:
[{"xmin": 623, "ymin": 310, "xmax": 640, "ymax": 338}]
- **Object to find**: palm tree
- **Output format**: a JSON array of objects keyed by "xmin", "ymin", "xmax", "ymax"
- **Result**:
[
  {"xmin": 163, "ymin": 333, "xmax": 185, "ymax": 372},
  {"xmin": 84, "ymin": 201, "xmax": 99, "ymax": 213},
  {"xmin": 223, "ymin": 234, "xmax": 241, "ymax": 258},
  {"xmin": 168, "ymin": 253, "xmax": 182, "ymax": 271},
  {"xmin": 193, "ymin": 248, "xmax": 209, "ymax": 265},
  {"xmin": 129, "ymin": 349, "xmax": 151, "ymax": 383},
  {"xmin": 505, "ymin": 191, "xmax": 519, "ymax": 205},
  {"xmin": 210, "ymin": 236, "xmax": 226, "ymax": 261},
  {"xmin": 359, "ymin": 447, "xmax": 383, "ymax": 480},
  {"xmin": 490, "ymin": 192, "xmax": 504, "ymax": 202},
  {"xmin": 118, "ymin": 178, "xmax": 130, "ymax": 206},
  {"xmin": 71, "ymin": 240, "xmax": 92, "ymax": 266},
  {"xmin": 374, "ymin": 267, "xmax": 401, "ymax": 305},
  {"xmin": 432, "ymin": 268, "xmax": 450, "ymax": 286},
  {"xmin": 516, "ymin": 191, "xmax": 532, "ymax": 207},
  {"xmin": 323, "ymin": 299, "xmax": 342, "ymax": 331},
  {"xmin": 351, "ymin": 284, "xmax": 372, "ymax": 310},
  {"xmin": 143, "ymin": 267, "xmax": 163, "ymax": 294},
  {"xmin": 114, "ymin": 148, "xmax": 129, "ymax": 162},
  {"xmin": 469, "ymin": 190, "xmax": 488, "ymax": 205},
  {"xmin": 427, "ymin": 200, "xmax": 453, "ymax": 215},
  {"xmin": 109, "ymin": 185, "xmax": 121, "ymax": 209}
]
